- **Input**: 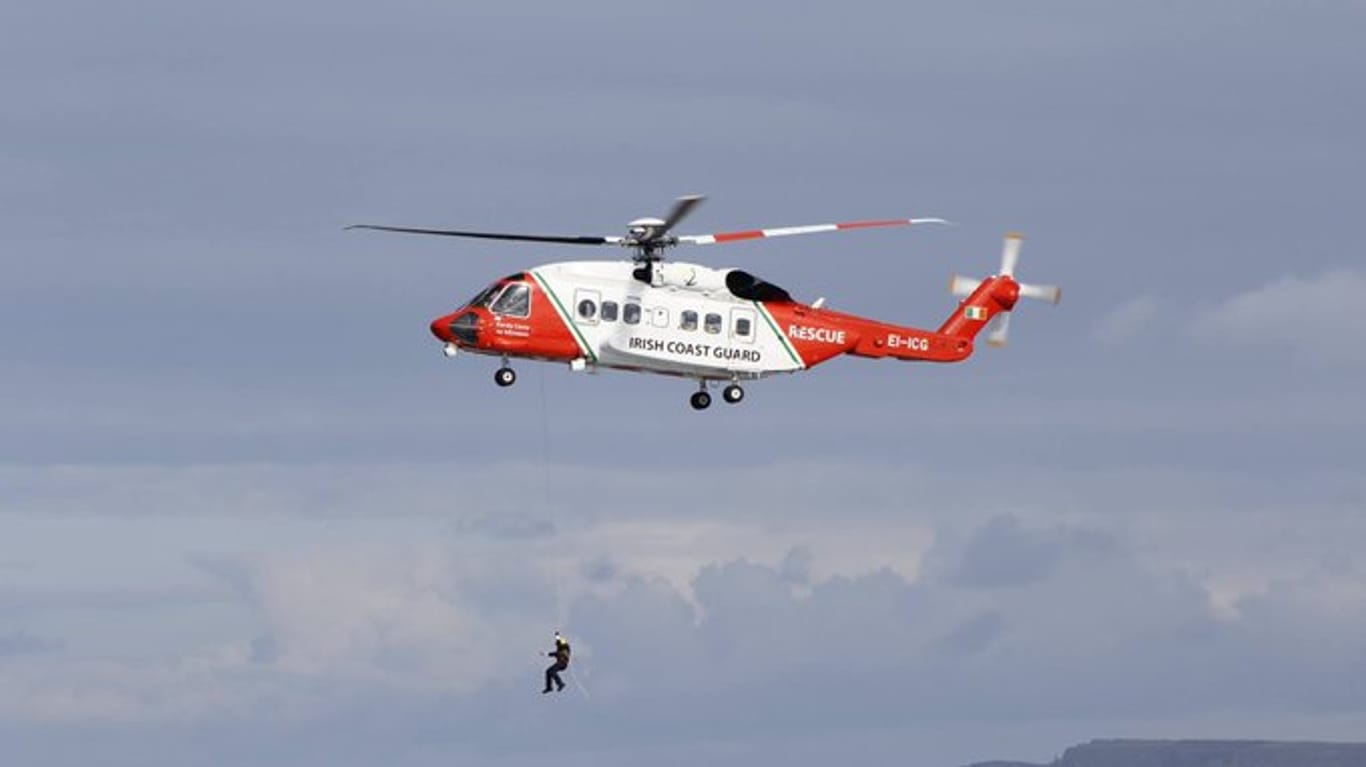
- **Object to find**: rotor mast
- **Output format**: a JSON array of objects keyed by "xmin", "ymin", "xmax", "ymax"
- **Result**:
[{"xmin": 622, "ymin": 193, "xmax": 704, "ymax": 263}]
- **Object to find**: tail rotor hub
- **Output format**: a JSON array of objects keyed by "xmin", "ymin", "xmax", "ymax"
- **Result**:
[{"xmin": 949, "ymin": 232, "xmax": 1061, "ymax": 347}]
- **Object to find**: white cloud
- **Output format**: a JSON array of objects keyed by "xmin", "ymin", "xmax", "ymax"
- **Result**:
[
  {"xmin": 1192, "ymin": 268, "xmax": 1366, "ymax": 364},
  {"xmin": 2, "ymin": 458, "xmax": 1365, "ymax": 767},
  {"xmin": 3, "ymin": 508, "xmax": 1364, "ymax": 732},
  {"xmin": 1092, "ymin": 296, "xmax": 1160, "ymax": 345}
]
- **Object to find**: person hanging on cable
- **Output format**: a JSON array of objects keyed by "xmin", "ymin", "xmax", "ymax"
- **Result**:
[{"xmin": 542, "ymin": 631, "xmax": 571, "ymax": 694}]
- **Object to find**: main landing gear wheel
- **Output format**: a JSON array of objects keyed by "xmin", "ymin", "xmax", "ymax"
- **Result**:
[
  {"xmin": 689, "ymin": 391, "xmax": 712, "ymax": 410},
  {"xmin": 494, "ymin": 367, "xmax": 517, "ymax": 387},
  {"xmin": 722, "ymin": 384, "xmax": 745, "ymax": 404}
]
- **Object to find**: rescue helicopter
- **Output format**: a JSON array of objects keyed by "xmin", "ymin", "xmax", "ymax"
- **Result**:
[{"xmin": 348, "ymin": 195, "xmax": 1060, "ymax": 410}]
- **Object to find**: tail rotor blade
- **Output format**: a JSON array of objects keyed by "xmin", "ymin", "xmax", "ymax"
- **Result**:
[
  {"xmin": 1000, "ymin": 232, "xmax": 1023, "ymax": 276},
  {"xmin": 1018, "ymin": 282, "xmax": 1062, "ymax": 304},
  {"xmin": 985, "ymin": 313, "xmax": 1011, "ymax": 347},
  {"xmin": 955, "ymin": 231, "xmax": 1058, "ymax": 350},
  {"xmin": 949, "ymin": 274, "xmax": 981, "ymax": 297}
]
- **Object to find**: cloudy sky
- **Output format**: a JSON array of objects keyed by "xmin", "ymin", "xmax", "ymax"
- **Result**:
[{"xmin": 3, "ymin": 1, "xmax": 1365, "ymax": 765}]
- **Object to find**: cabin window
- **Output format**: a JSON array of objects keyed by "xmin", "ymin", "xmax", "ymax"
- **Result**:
[
  {"xmin": 577, "ymin": 298, "xmax": 597, "ymax": 320},
  {"xmin": 489, "ymin": 283, "xmax": 530, "ymax": 318},
  {"xmin": 601, "ymin": 301, "xmax": 619, "ymax": 322},
  {"xmin": 730, "ymin": 308, "xmax": 756, "ymax": 343},
  {"xmin": 680, "ymin": 310, "xmax": 698, "ymax": 331},
  {"xmin": 623, "ymin": 302, "xmax": 641, "ymax": 325},
  {"xmin": 704, "ymin": 313, "xmax": 723, "ymax": 334}
]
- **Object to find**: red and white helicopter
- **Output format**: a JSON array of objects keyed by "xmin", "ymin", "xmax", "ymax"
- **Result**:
[{"xmin": 350, "ymin": 195, "xmax": 1059, "ymax": 410}]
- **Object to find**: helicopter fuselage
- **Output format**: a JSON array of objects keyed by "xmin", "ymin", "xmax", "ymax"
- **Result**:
[{"xmin": 430, "ymin": 260, "xmax": 996, "ymax": 388}]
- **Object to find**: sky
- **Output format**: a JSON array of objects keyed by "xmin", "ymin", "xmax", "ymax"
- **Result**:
[{"xmin": 2, "ymin": 1, "xmax": 1365, "ymax": 765}]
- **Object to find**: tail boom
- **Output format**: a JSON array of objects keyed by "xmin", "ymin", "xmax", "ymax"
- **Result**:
[
  {"xmin": 847, "ymin": 324, "xmax": 974, "ymax": 362},
  {"xmin": 844, "ymin": 274, "xmax": 1025, "ymax": 362},
  {"xmin": 763, "ymin": 303, "xmax": 973, "ymax": 366}
]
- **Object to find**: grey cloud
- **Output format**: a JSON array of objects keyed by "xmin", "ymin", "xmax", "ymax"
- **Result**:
[
  {"xmin": 551, "ymin": 540, "xmax": 1366, "ymax": 742},
  {"xmin": 578, "ymin": 555, "xmax": 618, "ymax": 584},
  {"xmin": 0, "ymin": 631, "xmax": 64, "ymax": 657},
  {"xmin": 936, "ymin": 611, "xmax": 1005, "ymax": 656},
  {"xmin": 185, "ymin": 555, "xmax": 257, "ymax": 601},
  {"xmin": 457, "ymin": 511, "xmax": 558, "ymax": 541},
  {"xmin": 778, "ymin": 546, "xmax": 814, "ymax": 585},
  {"xmin": 1091, "ymin": 296, "xmax": 1160, "ymax": 345},
  {"xmin": 248, "ymin": 635, "xmax": 278, "ymax": 664},
  {"xmin": 2, "ymin": 520, "xmax": 1365, "ymax": 763},
  {"xmin": 0, "ymin": 584, "xmax": 234, "ymax": 618},
  {"xmin": 954, "ymin": 514, "xmax": 1115, "ymax": 589}
]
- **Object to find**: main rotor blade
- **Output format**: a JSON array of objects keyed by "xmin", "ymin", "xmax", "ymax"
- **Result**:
[
  {"xmin": 345, "ymin": 224, "xmax": 620, "ymax": 246},
  {"xmin": 654, "ymin": 194, "xmax": 705, "ymax": 240},
  {"xmin": 676, "ymin": 217, "xmax": 948, "ymax": 246}
]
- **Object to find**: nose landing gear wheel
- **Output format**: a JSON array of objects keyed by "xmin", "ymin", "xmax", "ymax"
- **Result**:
[
  {"xmin": 494, "ymin": 367, "xmax": 517, "ymax": 387},
  {"xmin": 689, "ymin": 391, "xmax": 712, "ymax": 410},
  {"xmin": 722, "ymin": 384, "xmax": 745, "ymax": 404}
]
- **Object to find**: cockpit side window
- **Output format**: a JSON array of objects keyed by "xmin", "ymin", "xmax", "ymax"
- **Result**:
[{"xmin": 490, "ymin": 283, "xmax": 531, "ymax": 317}]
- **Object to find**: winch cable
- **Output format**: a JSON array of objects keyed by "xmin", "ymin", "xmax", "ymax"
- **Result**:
[{"xmin": 537, "ymin": 366, "xmax": 590, "ymax": 700}]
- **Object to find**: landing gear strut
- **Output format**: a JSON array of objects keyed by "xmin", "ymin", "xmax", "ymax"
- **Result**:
[{"xmin": 494, "ymin": 358, "xmax": 516, "ymax": 388}]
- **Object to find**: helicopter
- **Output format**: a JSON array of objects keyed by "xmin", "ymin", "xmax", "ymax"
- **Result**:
[{"xmin": 348, "ymin": 195, "xmax": 1060, "ymax": 410}]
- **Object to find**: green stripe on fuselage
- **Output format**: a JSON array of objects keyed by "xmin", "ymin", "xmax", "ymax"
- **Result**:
[
  {"xmin": 531, "ymin": 270, "xmax": 596, "ymax": 362},
  {"xmin": 755, "ymin": 302, "xmax": 803, "ymax": 368}
]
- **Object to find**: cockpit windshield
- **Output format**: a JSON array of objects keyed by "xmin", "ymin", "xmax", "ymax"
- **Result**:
[
  {"xmin": 489, "ymin": 282, "xmax": 531, "ymax": 317},
  {"xmin": 464, "ymin": 284, "xmax": 501, "ymax": 309}
]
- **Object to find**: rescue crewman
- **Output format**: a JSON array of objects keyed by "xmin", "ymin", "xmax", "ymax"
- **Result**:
[{"xmin": 543, "ymin": 631, "xmax": 571, "ymax": 694}]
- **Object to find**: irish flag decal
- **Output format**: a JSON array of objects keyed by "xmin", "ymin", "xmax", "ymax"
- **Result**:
[{"xmin": 964, "ymin": 305, "xmax": 988, "ymax": 321}]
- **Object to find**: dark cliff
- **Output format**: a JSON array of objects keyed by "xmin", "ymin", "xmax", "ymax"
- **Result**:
[{"xmin": 965, "ymin": 739, "xmax": 1366, "ymax": 767}]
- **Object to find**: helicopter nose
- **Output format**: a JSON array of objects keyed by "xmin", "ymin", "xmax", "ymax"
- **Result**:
[
  {"xmin": 430, "ymin": 313, "xmax": 454, "ymax": 342},
  {"xmin": 432, "ymin": 310, "xmax": 481, "ymax": 346}
]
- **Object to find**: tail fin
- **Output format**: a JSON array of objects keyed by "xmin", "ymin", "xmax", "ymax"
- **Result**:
[
  {"xmin": 939, "ymin": 233, "xmax": 1060, "ymax": 346},
  {"xmin": 938, "ymin": 275, "xmax": 1020, "ymax": 341}
]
